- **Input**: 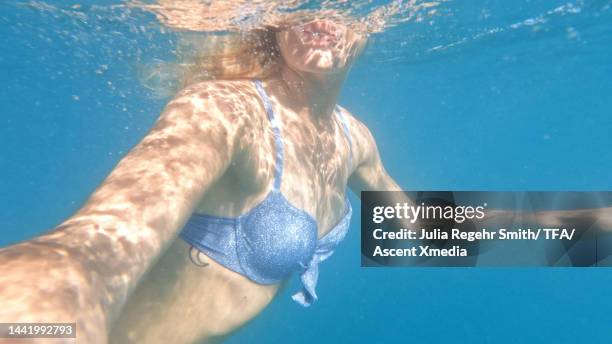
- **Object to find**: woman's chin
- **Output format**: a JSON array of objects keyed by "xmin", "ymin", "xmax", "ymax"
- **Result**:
[{"xmin": 295, "ymin": 52, "xmax": 346, "ymax": 74}]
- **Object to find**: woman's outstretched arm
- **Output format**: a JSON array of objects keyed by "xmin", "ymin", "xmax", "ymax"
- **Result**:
[
  {"xmin": 0, "ymin": 84, "xmax": 242, "ymax": 343},
  {"xmin": 344, "ymin": 114, "xmax": 517, "ymax": 225},
  {"xmin": 345, "ymin": 113, "xmax": 612, "ymax": 236},
  {"xmin": 344, "ymin": 113, "xmax": 408, "ymax": 198},
  {"xmin": 525, "ymin": 207, "xmax": 612, "ymax": 230}
]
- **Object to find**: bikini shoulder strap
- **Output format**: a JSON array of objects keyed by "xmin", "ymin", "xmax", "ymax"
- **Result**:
[
  {"xmin": 335, "ymin": 105, "xmax": 353, "ymax": 169},
  {"xmin": 253, "ymin": 80, "xmax": 284, "ymax": 190}
]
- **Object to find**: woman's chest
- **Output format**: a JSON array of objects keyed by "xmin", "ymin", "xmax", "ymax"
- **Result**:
[
  {"xmin": 209, "ymin": 109, "xmax": 353, "ymax": 236},
  {"xmin": 277, "ymin": 116, "xmax": 352, "ymax": 228}
]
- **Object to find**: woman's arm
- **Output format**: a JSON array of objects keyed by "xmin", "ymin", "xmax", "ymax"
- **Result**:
[
  {"xmin": 526, "ymin": 207, "xmax": 612, "ymax": 230},
  {"xmin": 344, "ymin": 114, "xmax": 612, "ymax": 235},
  {"xmin": 0, "ymin": 85, "xmax": 242, "ymax": 343},
  {"xmin": 345, "ymin": 116, "xmax": 401, "ymax": 194},
  {"xmin": 345, "ymin": 114, "xmax": 414, "ymax": 208},
  {"xmin": 344, "ymin": 115, "xmax": 520, "ymax": 226}
]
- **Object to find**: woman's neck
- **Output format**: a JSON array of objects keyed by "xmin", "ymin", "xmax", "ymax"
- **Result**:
[{"xmin": 277, "ymin": 64, "xmax": 347, "ymax": 123}]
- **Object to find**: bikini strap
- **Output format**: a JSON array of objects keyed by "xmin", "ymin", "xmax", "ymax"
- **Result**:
[
  {"xmin": 335, "ymin": 106, "xmax": 353, "ymax": 169},
  {"xmin": 253, "ymin": 80, "xmax": 284, "ymax": 190}
]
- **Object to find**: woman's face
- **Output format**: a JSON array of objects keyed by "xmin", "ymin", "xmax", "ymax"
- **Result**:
[{"xmin": 276, "ymin": 19, "xmax": 367, "ymax": 75}]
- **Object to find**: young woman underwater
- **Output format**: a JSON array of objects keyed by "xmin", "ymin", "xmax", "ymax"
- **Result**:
[
  {"xmin": 0, "ymin": 5, "xmax": 407, "ymax": 344},
  {"xmin": 1, "ymin": 2, "xmax": 611, "ymax": 344}
]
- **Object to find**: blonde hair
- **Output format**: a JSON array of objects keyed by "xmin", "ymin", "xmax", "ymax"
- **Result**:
[
  {"xmin": 139, "ymin": 27, "xmax": 281, "ymax": 98},
  {"xmin": 183, "ymin": 28, "xmax": 281, "ymax": 84}
]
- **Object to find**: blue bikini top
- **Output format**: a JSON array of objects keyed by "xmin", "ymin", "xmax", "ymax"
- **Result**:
[{"xmin": 179, "ymin": 80, "xmax": 353, "ymax": 307}]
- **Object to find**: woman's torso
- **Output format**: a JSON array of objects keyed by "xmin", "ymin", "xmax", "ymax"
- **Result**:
[
  {"xmin": 194, "ymin": 80, "xmax": 353, "ymax": 234},
  {"xmin": 109, "ymin": 79, "xmax": 357, "ymax": 343}
]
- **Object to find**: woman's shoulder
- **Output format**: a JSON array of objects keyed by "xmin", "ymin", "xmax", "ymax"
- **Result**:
[
  {"xmin": 174, "ymin": 79, "xmax": 259, "ymax": 102},
  {"xmin": 335, "ymin": 105, "xmax": 379, "ymax": 165},
  {"xmin": 335, "ymin": 105, "xmax": 371, "ymax": 139},
  {"xmin": 167, "ymin": 79, "xmax": 263, "ymax": 123}
]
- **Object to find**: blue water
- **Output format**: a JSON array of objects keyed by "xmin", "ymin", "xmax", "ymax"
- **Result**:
[{"xmin": 1, "ymin": 1, "xmax": 612, "ymax": 343}]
